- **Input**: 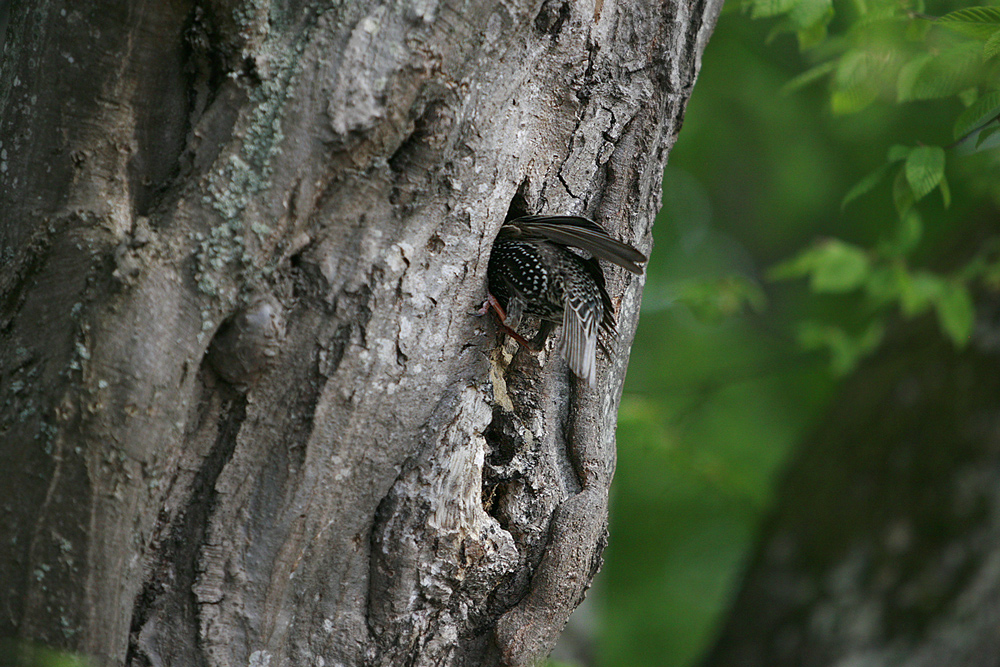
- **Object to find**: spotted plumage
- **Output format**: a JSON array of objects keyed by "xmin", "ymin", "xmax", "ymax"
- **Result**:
[{"xmin": 484, "ymin": 215, "xmax": 646, "ymax": 386}]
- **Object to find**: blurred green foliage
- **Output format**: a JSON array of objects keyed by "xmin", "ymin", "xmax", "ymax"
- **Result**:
[
  {"xmin": 0, "ymin": 640, "xmax": 91, "ymax": 667},
  {"xmin": 590, "ymin": 0, "xmax": 1000, "ymax": 665}
]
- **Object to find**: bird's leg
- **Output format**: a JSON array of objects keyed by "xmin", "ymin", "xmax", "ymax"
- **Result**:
[
  {"xmin": 475, "ymin": 293, "xmax": 506, "ymax": 318},
  {"xmin": 475, "ymin": 293, "xmax": 539, "ymax": 353},
  {"xmin": 498, "ymin": 323, "xmax": 539, "ymax": 353}
]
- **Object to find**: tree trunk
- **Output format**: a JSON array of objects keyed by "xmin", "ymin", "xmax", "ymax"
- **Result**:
[
  {"xmin": 0, "ymin": 1, "xmax": 721, "ymax": 665},
  {"xmin": 704, "ymin": 303, "xmax": 1000, "ymax": 667}
]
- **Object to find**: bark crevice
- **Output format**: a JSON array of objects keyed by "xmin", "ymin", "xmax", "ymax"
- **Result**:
[{"xmin": 127, "ymin": 390, "xmax": 247, "ymax": 667}]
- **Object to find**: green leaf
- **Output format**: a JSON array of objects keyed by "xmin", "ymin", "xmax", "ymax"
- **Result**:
[
  {"xmin": 769, "ymin": 239, "xmax": 871, "ymax": 293},
  {"xmin": 810, "ymin": 244, "xmax": 870, "ymax": 292},
  {"xmin": 892, "ymin": 168, "xmax": 915, "ymax": 216},
  {"xmin": 905, "ymin": 145, "xmax": 945, "ymax": 201},
  {"xmin": 789, "ymin": 0, "xmax": 832, "ymax": 28},
  {"xmin": 854, "ymin": 7, "xmax": 905, "ymax": 29},
  {"xmin": 677, "ymin": 276, "xmax": 767, "ymax": 323},
  {"xmin": 831, "ymin": 86, "xmax": 878, "ymax": 114},
  {"xmin": 887, "ymin": 144, "xmax": 913, "ymax": 162},
  {"xmin": 798, "ymin": 21, "xmax": 830, "ymax": 50},
  {"xmin": 782, "ymin": 60, "xmax": 837, "ymax": 94},
  {"xmin": 796, "ymin": 320, "xmax": 886, "ymax": 375},
  {"xmin": 881, "ymin": 208, "xmax": 923, "ymax": 256},
  {"xmin": 975, "ymin": 123, "xmax": 1000, "ymax": 148},
  {"xmin": 897, "ymin": 45, "xmax": 983, "ymax": 102},
  {"xmin": 940, "ymin": 175, "xmax": 951, "ymax": 208},
  {"xmin": 933, "ymin": 280, "xmax": 975, "ymax": 346},
  {"xmin": 958, "ymin": 87, "xmax": 980, "ymax": 106},
  {"xmin": 863, "ymin": 265, "xmax": 898, "ymax": 304},
  {"xmin": 936, "ymin": 6, "xmax": 1000, "ymax": 39},
  {"xmin": 842, "ymin": 162, "xmax": 890, "ymax": 209},
  {"xmin": 906, "ymin": 16, "xmax": 933, "ymax": 41},
  {"xmin": 897, "ymin": 53, "xmax": 934, "ymax": 102},
  {"xmin": 953, "ymin": 90, "xmax": 1000, "ymax": 140},
  {"xmin": 985, "ymin": 29, "xmax": 1000, "ymax": 58},
  {"xmin": 766, "ymin": 18, "xmax": 797, "ymax": 44},
  {"xmin": 832, "ymin": 50, "xmax": 881, "ymax": 114},
  {"xmin": 768, "ymin": 255, "xmax": 810, "ymax": 281},
  {"xmin": 751, "ymin": 0, "xmax": 801, "ymax": 19},
  {"xmin": 897, "ymin": 268, "xmax": 942, "ymax": 316}
]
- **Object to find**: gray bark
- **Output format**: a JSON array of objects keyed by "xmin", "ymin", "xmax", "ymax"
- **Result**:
[
  {"xmin": 0, "ymin": 1, "xmax": 720, "ymax": 665},
  {"xmin": 704, "ymin": 306, "xmax": 1000, "ymax": 667}
]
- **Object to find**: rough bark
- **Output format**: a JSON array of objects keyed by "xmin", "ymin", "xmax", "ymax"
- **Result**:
[
  {"xmin": 704, "ymin": 303, "xmax": 1000, "ymax": 667},
  {"xmin": 0, "ymin": 1, "xmax": 720, "ymax": 665}
]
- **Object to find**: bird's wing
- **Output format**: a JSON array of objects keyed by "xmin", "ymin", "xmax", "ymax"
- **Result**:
[
  {"xmin": 559, "ymin": 289, "xmax": 601, "ymax": 387},
  {"xmin": 510, "ymin": 215, "xmax": 647, "ymax": 275}
]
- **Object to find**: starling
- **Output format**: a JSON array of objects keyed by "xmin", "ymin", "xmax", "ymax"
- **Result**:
[{"xmin": 483, "ymin": 215, "xmax": 646, "ymax": 386}]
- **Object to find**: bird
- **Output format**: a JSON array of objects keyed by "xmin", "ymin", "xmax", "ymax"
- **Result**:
[{"xmin": 481, "ymin": 215, "xmax": 647, "ymax": 386}]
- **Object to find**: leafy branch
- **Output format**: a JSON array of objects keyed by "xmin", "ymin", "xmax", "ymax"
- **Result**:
[{"xmin": 746, "ymin": 0, "xmax": 1000, "ymax": 371}]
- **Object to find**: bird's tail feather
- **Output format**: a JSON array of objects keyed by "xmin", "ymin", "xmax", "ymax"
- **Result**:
[
  {"xmin": 510, "ymin": 215, "xmax": 647, "ymax": 274},
  {"xmin": 559, "ymin": 296, "xmax": 600, "ymax": 387}
]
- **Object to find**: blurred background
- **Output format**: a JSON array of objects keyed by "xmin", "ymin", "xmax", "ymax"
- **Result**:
[{"xmin": 552, "ymin": 2, "xmax": 1000, "ymax": 665}]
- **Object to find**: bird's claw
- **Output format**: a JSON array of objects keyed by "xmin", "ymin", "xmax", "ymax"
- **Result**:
[{"xmin": 475, "ymin": 293, "xmax": 538, "ymax": 353}]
